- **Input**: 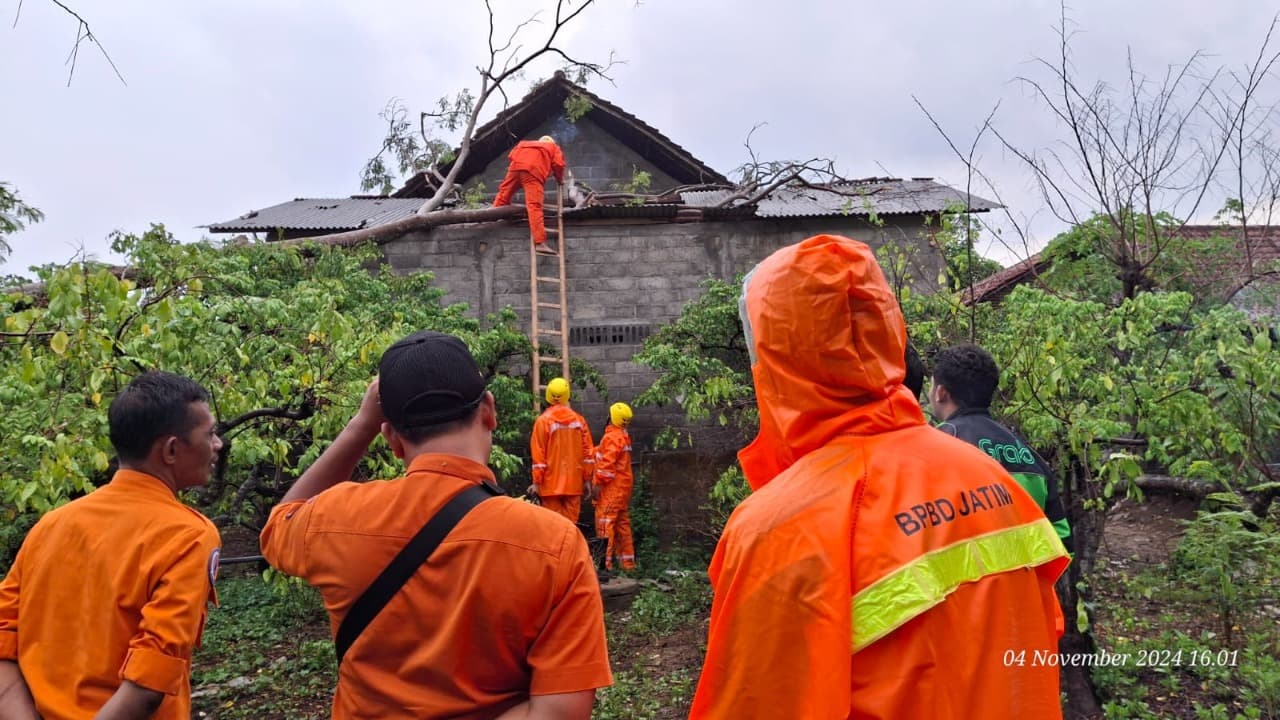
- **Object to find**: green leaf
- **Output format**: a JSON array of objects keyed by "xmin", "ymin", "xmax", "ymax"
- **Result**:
[{"xmin": 49, "ymin": 331, "xmax": 69, "ymax": 355}]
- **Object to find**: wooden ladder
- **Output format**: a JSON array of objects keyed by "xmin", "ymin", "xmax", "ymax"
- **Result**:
[{"xmin": 530, "ymin": 186, "xmax": 570, "ymax": 412}]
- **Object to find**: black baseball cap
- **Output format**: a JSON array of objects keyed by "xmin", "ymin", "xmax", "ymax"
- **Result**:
[{"xmin": 378, "ymin": 331, "xmax": 486, "ymax": 429}]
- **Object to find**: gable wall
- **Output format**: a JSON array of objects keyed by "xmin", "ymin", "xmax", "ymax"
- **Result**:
[{"xmin": 464, "ymin": 112, "xmax": 684, "ymax": 199}]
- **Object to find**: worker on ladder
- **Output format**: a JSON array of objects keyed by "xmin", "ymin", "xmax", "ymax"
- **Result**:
[
  {"xmin": 529, "ymin": 378, "xmax": 595, "ymax": 524},
  {"xmin": 493, "ymin": 135, "xmax": 565, "ymax": 256}
]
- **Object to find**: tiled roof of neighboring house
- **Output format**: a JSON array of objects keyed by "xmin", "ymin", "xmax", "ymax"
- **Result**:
[
  {"xmin": 205, "ymin": 197, "xmax": 422, "ymax": 233},
  {"xmin": 962, "ymin": 224, "xmax": 1280, "ymax": 305},
  {"xmin": 681, "ymin": 178, "xmax": 1000, "ymax": 218},
  {"xmin": 961, "ymin": 252, "xmax": 1050, "ymax": 305},
  {"xmin": 393, "ymin": 71, "xmax": 728, "ymax": 198},
  {"xmin": 1174, "ymin": 225, "xmax": 1280, "ymax": 295}
]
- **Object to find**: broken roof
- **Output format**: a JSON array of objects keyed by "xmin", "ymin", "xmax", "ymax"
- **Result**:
[
  {"xmin": 393, "ymin": 71, "xmax": 729, "ymax": 198},
  {"xmin": 205, "ymin": 197, "xmax": 421, "ymax": 233},
  {"xmin": 680, "ymin": 178, "xmax": 1000, "ymax": 218},
  {"xmin": 205, "ymin": 177, "xmax": 1000, "ymax": 235}
]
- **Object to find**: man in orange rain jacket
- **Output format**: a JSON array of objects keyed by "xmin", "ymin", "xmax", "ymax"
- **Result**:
[
  {"xmin": 593, "ymin": 402, "xmax": 636, "ymax": 572},
  {"xmin": 0, "ymin": 371, "xmax": 222, "ymax": 720},
  {"xmin": 688, "ymin": 235, "xmax": 1071, "ymax": 720},
  {"xmin": 529, "ymin": 378, "xmax": 594, "ymax": 524},
  {"xmin": 493, "ymin": 135, "xmax": 566, "ymax": 255}
]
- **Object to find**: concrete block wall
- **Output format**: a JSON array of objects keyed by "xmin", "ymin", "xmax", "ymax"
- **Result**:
[
  {"xmin": 381, "ymin": 214, "xmax": 943, "ymax": 453},
  {"xmin": 465, "ymin": 113, "xmax": 682, "ymax": 199}
]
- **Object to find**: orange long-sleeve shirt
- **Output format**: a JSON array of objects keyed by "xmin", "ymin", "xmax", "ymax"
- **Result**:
[
  {"xmin": 507, "ymin": 140, "xmax": 566, "ymax": 184},
  {"xmin": 530, "ymin": 404, "xmax": 594, "ymax": 497},
  {"xmin": 260, "ymin": 454, "xmax": 612, "ymax": 717},
  {"xmin": 0, "ymin": 470, "xmax": 220, "ymax": 720}
]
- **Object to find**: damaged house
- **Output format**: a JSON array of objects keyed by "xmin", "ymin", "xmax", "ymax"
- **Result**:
[{"xmin": 206, "ymin": 72, "xmax": 999, "ymax": 449}]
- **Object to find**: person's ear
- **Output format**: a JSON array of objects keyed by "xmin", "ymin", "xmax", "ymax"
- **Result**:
[
  {"xmin": 932, "ymin": 382, "xmax": 950, "ymax": 405},
  {"xmin": 382, "ymin": 422, "xmax": 407, "ymax": 460},
  {"xmin": 161, "ymin": 436, "xmax": 180, "ymax": 466},
  {"xmin": 480, "ymin": 392, "xmax": 498, "ymax": 431}
]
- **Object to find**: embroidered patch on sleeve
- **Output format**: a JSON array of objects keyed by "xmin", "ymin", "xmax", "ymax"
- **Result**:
[{"xmin": 207, "ymin": 548, "xmax": 221, "ymax": 585}]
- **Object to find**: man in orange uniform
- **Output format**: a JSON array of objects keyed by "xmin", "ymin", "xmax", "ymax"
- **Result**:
[
  {"xmin": 529, "ymin": 377, "xmax": 594, "ymax": 524},
  {"xmin": 260, "ymin": 332, "xmax": 610, "ymax": 718},
  {"xmin": 689, "ymin": 235, "xmax": 1071, "ymax": 719},
  {"xmin": 0, "ymin": 371, "xmax": 223, "ymax": 720},
  {"xmin": 593, "ymin": 402, "xmax": 636, "ymax": 572},
  {"xmin": 493, "ymin": 135, "xmax": 566, "ymax": 256}
]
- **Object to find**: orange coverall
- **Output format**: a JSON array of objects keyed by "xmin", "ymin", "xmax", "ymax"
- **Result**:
[
  {"xmin": 688, "ymin": 234, "xmax": 1070, "ymax": 719},
  {"xmin": 530, "ymin": 403, "xmax": 594, "ymax": 523},
  {"xmin": 0, "ymin": 470, "xmax": 221, "ymax": 720},
  {"xmin": 593, "ymin": 423, "xmax": 635, "ymax": 570},
  {"xmin": 493, "ymin": 140, "xmax": 566, "ymax": 245}
]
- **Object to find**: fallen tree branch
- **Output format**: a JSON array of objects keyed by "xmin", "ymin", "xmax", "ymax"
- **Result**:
[
  {"xmin": 1134, "ymin": 474, "xmax": 1215, "ymax": 499},
  {"xmin": 278, "ymin": 203, "xmax": 530, "ymax": 249}
]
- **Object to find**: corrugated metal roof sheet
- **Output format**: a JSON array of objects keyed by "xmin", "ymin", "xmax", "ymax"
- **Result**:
[
  {"xmin": 681, "ymin": 179, "xmax": 1000, "ymax": 218},
  {"xmin": 561, "ymin": 203, "xmax": 683, "ymax": 220},
  {"xmin": 206, "ymin": 179, "xmax": 1001, "ymax": 234},
  {"xmin": 205, "ymin": 198, "xmax": 421, "ymax": 232}
]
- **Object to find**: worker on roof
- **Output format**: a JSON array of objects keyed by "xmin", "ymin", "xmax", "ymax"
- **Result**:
[
  {"xmin": 493, "ymin": 135, "xmax": 566, "ymax": 256},
  {"xmin": 593, "ymin": 402, "xmax": 636, "ymax": 572},
  {"xmin": 529, "ymin": 378, "xmax": 594, "ymax": 524},
  {"xmin": 688, "ymin": 234, "xmax": 1070, "ymax": 719}
]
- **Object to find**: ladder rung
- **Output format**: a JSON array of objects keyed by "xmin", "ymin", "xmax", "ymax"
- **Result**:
[
  {"xmin": 537, "ymin": 302, "xmax": 561, "ymax": 309},
  {"xmin": 535, "ymin": 276, "xmax": 561, "ymax": 284},
  {"xmin": 536, "ymin": 355, "xmax": 561, "ymax": 363},
  {"xmin": 538, "ymin": 329, "xmax": 563, "ymax": 336}
]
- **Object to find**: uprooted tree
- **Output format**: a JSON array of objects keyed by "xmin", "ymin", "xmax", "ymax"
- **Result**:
[{"xmin": 0, "ymin": 226, "xmax": 559, "ymax": 538}]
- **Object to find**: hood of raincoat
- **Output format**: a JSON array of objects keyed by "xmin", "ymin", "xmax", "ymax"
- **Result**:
[{"xmin": 737, "ymin": 234, "xmax": 925, "ymax": 490}]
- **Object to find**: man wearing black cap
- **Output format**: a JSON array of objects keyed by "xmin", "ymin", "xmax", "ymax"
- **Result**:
[{"xmin": 260, "ymin": 330, "xmax": 612, "ymax": 719}]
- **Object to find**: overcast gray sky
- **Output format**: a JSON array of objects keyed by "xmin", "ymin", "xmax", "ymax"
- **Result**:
[{"xmin": 3, "ymin": 0, "xmax": 1276, "ymax": 273}]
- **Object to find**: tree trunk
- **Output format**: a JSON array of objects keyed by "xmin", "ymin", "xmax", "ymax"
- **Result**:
[
  {"xmin": 6, "ymin": 205, "xmax": 534, "ymax": 298},
  {"xmin": 279, "ymin": 204, "xmax": 532, "ymax": 249},
  {"xmin": 1133, "ymin": 474, "xmax": 1215, "ymax": 499},
  {"xmin": 1061, "ymin": 462, "xmax": 1105, "ymax": 719}
]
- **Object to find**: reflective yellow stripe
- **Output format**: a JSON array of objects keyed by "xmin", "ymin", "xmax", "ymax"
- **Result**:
[{"xmin": 851, "ymin": 518, "xmax": 1067, "ymax": 653}]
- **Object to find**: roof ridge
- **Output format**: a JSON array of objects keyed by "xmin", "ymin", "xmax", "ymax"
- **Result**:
[{"xmin": 392, "ymin": 73, "xmax": 727, "ymax": 198}]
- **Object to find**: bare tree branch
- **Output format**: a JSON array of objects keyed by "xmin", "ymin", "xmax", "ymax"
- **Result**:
[{"xmin": 29, "ymin": 0, "xmax": 127, "ymax": 86}]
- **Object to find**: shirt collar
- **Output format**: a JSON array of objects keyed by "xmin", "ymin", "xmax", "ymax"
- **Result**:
[
  {"xmin": 109, "ymin": 468, "xmax": 180, "ymax": 502},
  {"xmin": 946, "ymin": 406, "xmax": 993, "ymax": 421},
  {"xmin": 405, "ymin": 453, "xmax": 497, "ymax": 486}
]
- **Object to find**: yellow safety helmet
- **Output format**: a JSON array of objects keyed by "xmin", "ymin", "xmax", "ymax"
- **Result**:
[
  {"xmin": 545, "ymin": 377, "xmax": 570, "ymax": 405},
  {"xmin": 610, "ymin": 402, "xmax": 633, "ymax": 427},
  {"xmin": 539, "ymin": 135, "xmax": 556, "ymax": 144}
]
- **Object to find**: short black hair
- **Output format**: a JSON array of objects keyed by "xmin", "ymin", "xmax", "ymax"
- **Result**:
[
  {"xmin": 904, "ymin": 342, "xmax": 925, "ymax": 399},
  {"xmin": 394, "ymin": 406, "xmax": 482, "ymax": 445},
  {"xmin": 108, "ymin": 371, "xmax": 211, "ymax": 462},
  {"xmin": 932, "ymin": 343, "xmax": 1000, "ymax": 409}
]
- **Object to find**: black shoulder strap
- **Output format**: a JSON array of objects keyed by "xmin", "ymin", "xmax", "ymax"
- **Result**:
[{"xmin": 334, "ymin": 483, "xmax": 500, "ymax": 665}]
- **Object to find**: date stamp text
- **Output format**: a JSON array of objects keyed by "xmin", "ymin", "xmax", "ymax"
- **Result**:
[{"xmin": 1003, "ymin": 649, "xmax": 1240, "ymax": 667}]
